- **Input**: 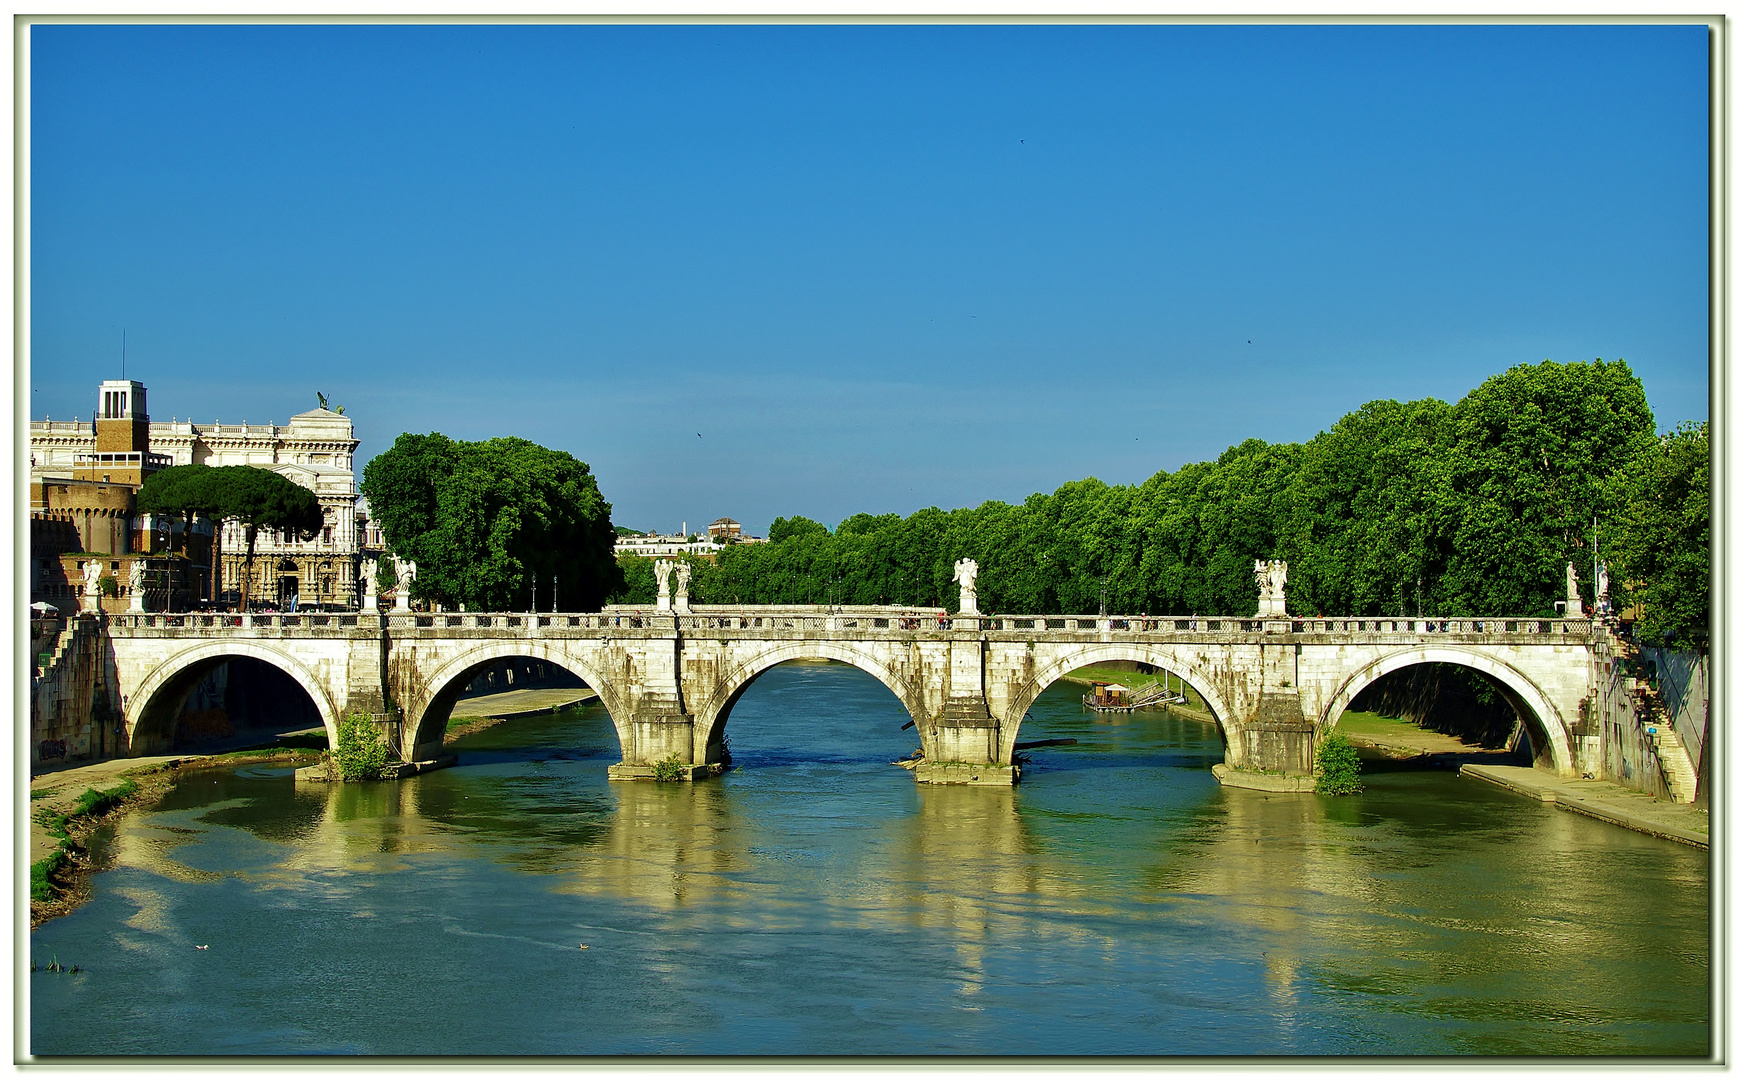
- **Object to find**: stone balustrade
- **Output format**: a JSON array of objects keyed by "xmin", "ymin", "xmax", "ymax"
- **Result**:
[{"xmin": 104, "ymin": 608, "xmax": 1596, "ymax": 641}]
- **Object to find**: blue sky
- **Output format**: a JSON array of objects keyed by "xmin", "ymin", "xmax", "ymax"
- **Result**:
[{"xmin": 29, "ymin": 22, "xmax": 1710, "ymax": 535}]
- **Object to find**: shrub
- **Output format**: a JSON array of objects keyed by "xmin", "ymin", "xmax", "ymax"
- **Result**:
[
  {"xmin": 333, "ymin": 712, "xmax": 391, "ymax": 781},
  {"xmin": 1314, "ymin": 732, "xmax": 1364, "ymax": 795},
  {"xmin": 651, "ymin": 755, "xmax": 688, "ymax": 783},
  {"xmin": 31, "ymin": 850, "xmax": 68, "ymax": 902},
  {"xmin": 72, "ymin": 780, "xmax": 137, "ymax": 818}
]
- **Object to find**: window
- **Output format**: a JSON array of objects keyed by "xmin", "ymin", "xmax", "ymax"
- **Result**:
[{"xmin": 323, "ymin": 527, "xmax": 333, "ymax": 544}]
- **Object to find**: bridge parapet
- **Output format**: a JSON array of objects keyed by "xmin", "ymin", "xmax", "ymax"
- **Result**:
[{"xmin": 105, "ymin": 609, "xmax": 1598, "ymax": 645}]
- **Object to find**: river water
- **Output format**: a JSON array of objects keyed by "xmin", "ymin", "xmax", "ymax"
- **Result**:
[{"xmin": 30, "ymin": 661, "xmax": 1709, "ymax": 1057}]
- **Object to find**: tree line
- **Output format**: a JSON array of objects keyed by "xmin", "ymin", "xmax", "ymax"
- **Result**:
[{"xmin": 612, "ymin": 360, "xmax": 1708, "ymax": 650}]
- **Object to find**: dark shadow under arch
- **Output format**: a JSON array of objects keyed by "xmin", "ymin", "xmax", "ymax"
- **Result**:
[
  {"xmin": 408, "ymin": 645, "xmax": 624, "ymax": 763},
  {"xmin": 128, "ymin": 645, "xmax": 335, "ymax": 756},
  {"xmin": 1321, "ymin": 648, "xmax": 1571, "ymax": 774}
]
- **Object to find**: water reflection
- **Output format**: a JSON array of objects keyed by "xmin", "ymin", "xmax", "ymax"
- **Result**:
[{"xmin": 32, "ymin": 665, "xmax": 1708, "ymax": 1057}]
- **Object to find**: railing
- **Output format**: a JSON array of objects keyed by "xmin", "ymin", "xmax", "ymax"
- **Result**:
[{"xmin": 99, "ymin": 608, "xmax": 1597, "ymax": 638}]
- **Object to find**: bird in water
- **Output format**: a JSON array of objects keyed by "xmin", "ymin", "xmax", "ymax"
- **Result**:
[
  {"xmin": 578, "ymin": 944, "xmax": 589, "ymax": 950},
  {"xmin": 195, "ymin": 945, "xmax": 209, "ymax": 950}
]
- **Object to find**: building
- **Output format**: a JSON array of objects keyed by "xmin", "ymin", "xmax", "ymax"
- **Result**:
[
  {"xmin": 31, "ymin": 381, "xmax": 381, "ymax": 610},
  {"xmin": 708, "ymin": 517, "xmax": 742, "ymax": 540},
  {"xmin": 613, "ymin": 531, "xmax": 721, "ymax": 559}
]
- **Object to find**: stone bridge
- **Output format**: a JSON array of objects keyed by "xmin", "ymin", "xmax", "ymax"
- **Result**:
[{"xmin": 95, "ymin": 605, "xmax": 1609, "ymax": 787}]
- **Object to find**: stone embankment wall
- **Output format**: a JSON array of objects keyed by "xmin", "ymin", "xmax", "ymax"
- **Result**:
[
  {"xmin": 1646, "ymin": 647, "xmax": 1708, "ymax": 800},
  {"xmin": 30, "ymin": 616, "xmax": 120, "ymax": 769},
  {"xmin": 1590, "ymin": 636, "xmax": 1707, "ymax": 802}
]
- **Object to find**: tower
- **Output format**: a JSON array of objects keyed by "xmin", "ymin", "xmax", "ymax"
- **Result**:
[{"xmin": 76, "ymin": 379, "xmax": 162, "ymax": 485}]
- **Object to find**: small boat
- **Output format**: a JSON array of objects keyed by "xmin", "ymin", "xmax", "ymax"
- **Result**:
[{"xmin": 1082, "ymin": 682, "xmax": 1136, "ymax": 712}]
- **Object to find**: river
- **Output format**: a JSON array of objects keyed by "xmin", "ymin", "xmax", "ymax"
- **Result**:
[{"xmin": 29, "ymin": 661, "xmax": 1709, "ymax": 1057}]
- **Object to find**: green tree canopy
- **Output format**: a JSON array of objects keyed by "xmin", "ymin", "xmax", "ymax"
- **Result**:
[
  {"xmin": 137, "ymin": 464, "xmax": 222, "ymax": 554},
  {"xmin": 139, "ymin": 464, "xmax": 324, "ymax": 606},
  {"xmin": 768, "ymin": 516, "xmax": 829, "ymax": 544},
  {"xmin": 361, "ymin": 433, "xmax": 622, "ymax": 612},
  {"xmin": 1608, "ymin": 421, "xmax": 1709, "ymax": 650},
  {"xmin": 601, "ymin": 360, "xmax": 1702, "ymax": 645},
  {"xmin": 1440, "ymin": 359, "xmax": 1656, "ymax": 616}
]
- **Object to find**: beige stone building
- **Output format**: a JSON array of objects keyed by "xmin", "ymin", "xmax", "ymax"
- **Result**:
[{"xmin": 31, "ymin": 382, "xmax": 382, "ymax": 609}]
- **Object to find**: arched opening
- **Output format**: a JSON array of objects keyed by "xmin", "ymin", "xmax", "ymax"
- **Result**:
[
  {"xmin": 695, "ymin": 644, "xmax": 925, "ymax": 770},
  {"xmin": 1003, "ymin": 641, "xmax": 1233, "ymax": 766},
  {"xmin": 127, "ymin": 648, "xmax": 335, "ymax": 757},
  {"xmin": 409, "ymin": 646, "xmax": 625, "ymax": 765},
  {"xmin": 1321, "ymin": 650, "xmax": 1571, "ymax": 775},
  {"xmin": 705, "ymin": 658, "xmax": 918, "ymax": 775},
  {"xmin": 1002, "ymin": 651, "xmax": 1230, "ymax": 780}
]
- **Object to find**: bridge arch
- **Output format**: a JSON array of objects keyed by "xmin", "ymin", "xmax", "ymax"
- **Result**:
[
  {"xmin": 1001, "ymin": 644, "xmax": 1236, "ymax": 764},
  {"xmin": 695, "ymin": 642, "xmax": 925, "ymax": 759},
  {"xmin": 125, "ymin": 640, "xmax": 340, "ymax": 756},
  {"xmin": 410, "ymin": 641, "xmax": 628, "ymax": 762},
  {"xmin": 1319, "ymin": 646, "xmax": 1573, "ymax": 775}
]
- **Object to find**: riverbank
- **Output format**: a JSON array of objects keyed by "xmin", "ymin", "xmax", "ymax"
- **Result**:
[
  {"xmin": 1338, "ymin": 710, "xmax": 1706, "ymax": 847},
  {"xmin": 445, "ymin": 687, "xmax": 599, "ymax": 741},
  {"xmin": 1059, "ymin": 668, "xmax": 1219, "ymax": 725},
  {"xmin": 1460, "ymin": 764, "xmax": 1709, "ymax": 849},
  {"xmin": 29, "ymin": 743, "xmax": 324, "ymax": 927},
  {"xmin": 1334, "ymin": 709, "xmax": 1522, "ymax": 769}
]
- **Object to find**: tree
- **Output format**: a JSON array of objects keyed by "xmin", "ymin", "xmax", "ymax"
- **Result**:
[
  {"xmin": 142, "ymin": 465, "xmax": 321, "ymax": 608},
  {"xmin": 1609, "ymin": 421, "xmax": 1709, "ymax": 651},
  {"xmin": 1440, "ymin": 360, "xmax": 1656, "ymax": 616},
  {"xmin": 361, "ymin": 433, "xmax": 622, "ymax": 612},
  {"xmin": 332, "ymin": 712, "xmax": 391, "ymax": 781},
  {"xmin": 136, "ymin": 465, "xmax": 221, "ymax": 557},
  {"xmin": 1314, "ymin": 732, "xmax": 1364, "ymax": 795},
  {"xmin": 214, "ymin": 466, "xmax": 325, "ymax": 608},
  {"xmin": 768, "ymin": 516, "xmax": 829, "ymax": 544}
]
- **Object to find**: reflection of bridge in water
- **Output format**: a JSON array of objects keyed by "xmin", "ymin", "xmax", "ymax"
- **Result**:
[{"xmin": 99, "ymin": 605, "xmax": 1616, "ymax": 787}]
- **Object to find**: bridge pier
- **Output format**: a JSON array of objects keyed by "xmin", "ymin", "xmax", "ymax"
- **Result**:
[
  {"xmin": 916, "ymin": 712, "xmax": 1014, "ymax": 785},
  {"xmin": 607, "ymin": 712, "xmax": 714, "ymax": 781},
  {"xmin": 912, "ymin": 637, "xmax": 1017, "ymax": 785},
  {"xmin": 1215, "ymin": 691, "xmax": 1318, "ymax": 790}
]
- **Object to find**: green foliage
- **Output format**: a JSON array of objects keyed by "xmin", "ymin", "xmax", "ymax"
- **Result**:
[
  {"xmin": 141, "ymin": 463, "xmax": 324, "ymax": 605},
  {"xmin": 1314, "ymin": 732, "xmax": 1364, "ymax": 795},
  {"xmin": 768, "ymin": 516, "xmax": 829, "ymax": 544},
  {"xmin": 651, "ymin": 755, "xmax": 688, "ymax": 782},
  {"xmin": 332, "ymin": 712, "xmax": 391, "ymax": 781},
  {"xmin": 71, "ymin": 780, "xmax": 137, "ymax": 817},
  {"xmin": 1608, "ymin": 421, "xmax": 1709, "ymax": 650},
  {"xmin": 375, "ymin": 557, "xmax": 399, "ymax": 596},
  {"xmin": 636, "ymin": 360, "xmax": 1699, "ymax": 625},
  {"xmin": 612, "ymin": 553, "xmax": 658, "ymax": 605},
  {"xmin": 31, "ymin": 850, "xmax": 68, "ymax": 902},
  {"xmin": 1439, "ymin": 359, "xmax": 1656, "ymax": 617},
  {"xmin": 97, "ymin": 574, "xmax": 118, "ymax": 597},
  {"xmin": 361, "ymin": 433, "xmax": 623, "ymax": 612}
]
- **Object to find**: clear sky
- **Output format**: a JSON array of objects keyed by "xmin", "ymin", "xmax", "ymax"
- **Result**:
[{"xmin": 28, "ymin": 21, "xmax": 1711, "ymax": 536}]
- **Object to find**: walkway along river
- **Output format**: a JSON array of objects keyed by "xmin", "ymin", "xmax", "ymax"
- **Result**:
[{"xmin": 28, "ymin": 662, "xmax": 1708, "ymax": 1057}]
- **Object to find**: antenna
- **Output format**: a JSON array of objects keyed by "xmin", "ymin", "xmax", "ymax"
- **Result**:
[{"xmin": 121, "ymin": 329, "xmax": 126, "ymax": 381}]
